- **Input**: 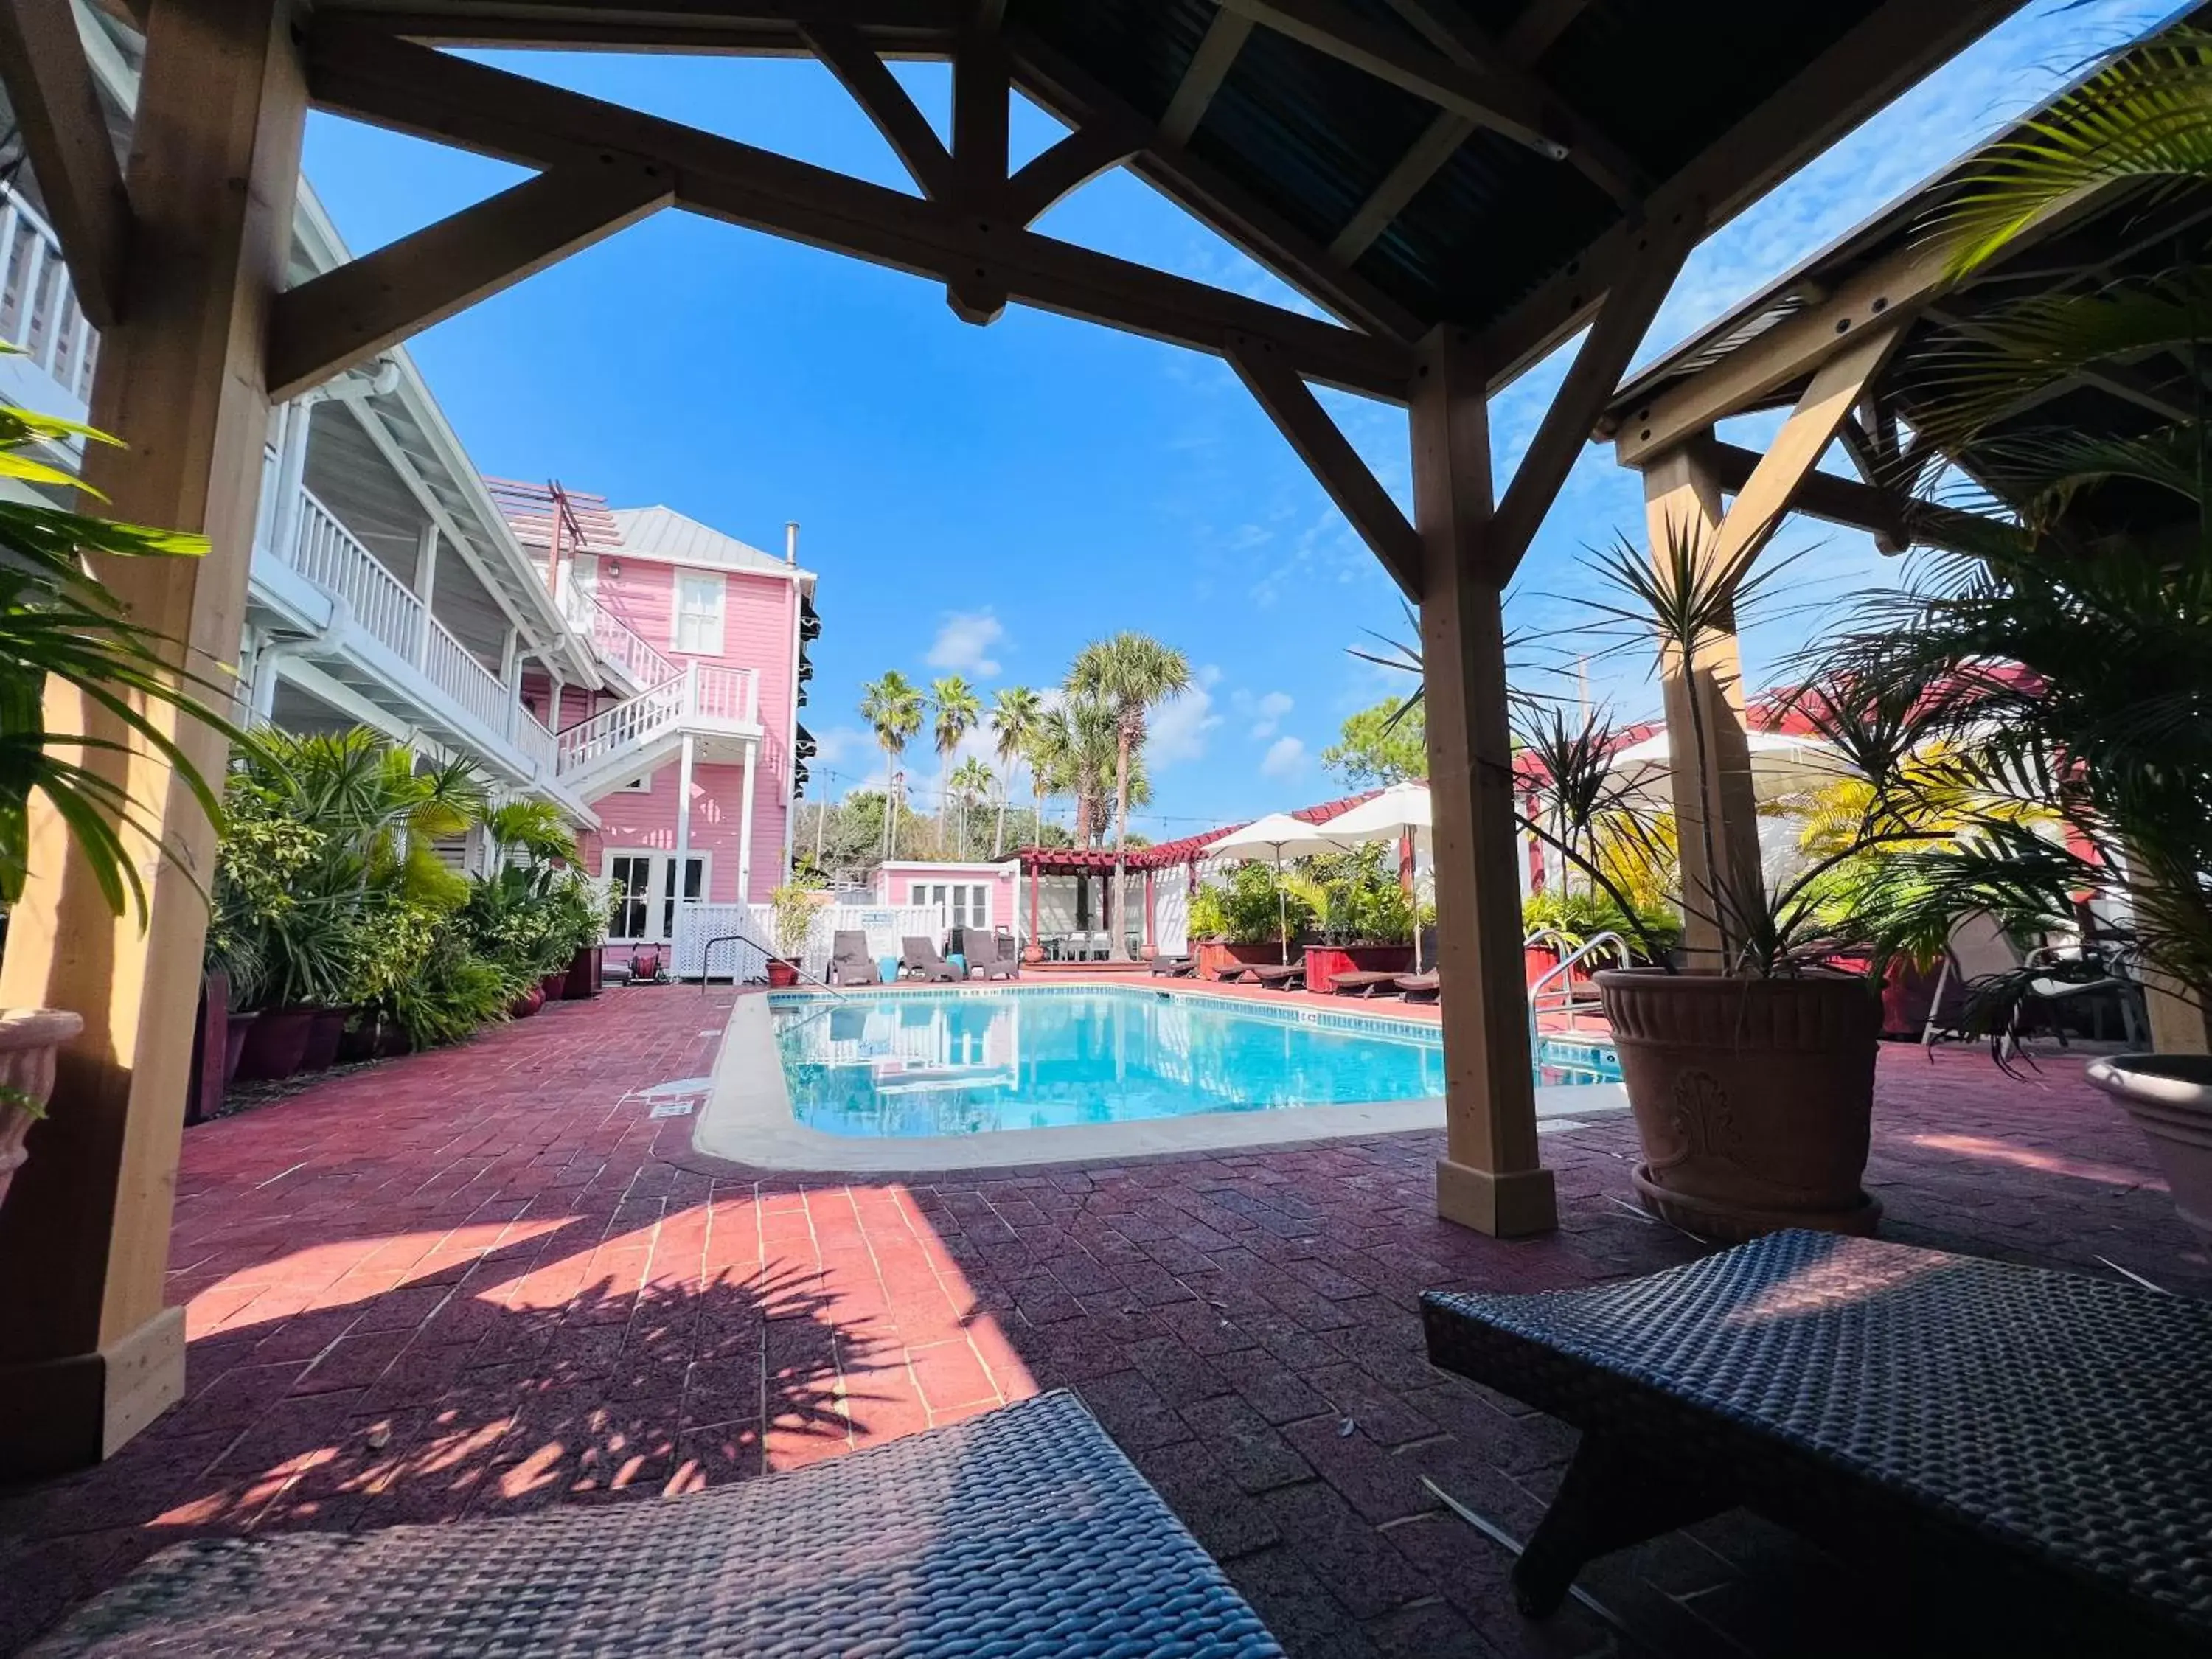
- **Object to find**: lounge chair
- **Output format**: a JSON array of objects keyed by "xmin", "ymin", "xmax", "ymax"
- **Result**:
[
  {"xmin": 1247, "ymin": 963, "xmax": 1304, "ymax": 990},
  {"xmin": 827, "ymin": 931, "xmax": 878, "ymax": 987},
  {"xmin": 969, "ymin": 933, "xmax": 1018, "ymax": 981},
  {"xmin": 995, "ymin": 929, "xmax": 1024, "ymax": 978},
  {"xmin": 1150, "ymin": 954, "xmax": 1194, "ymax": 977},
  {"xmin": 1422, "ymin": 1231, "xmax": 2212, "ymax": 1655},
  {"xmin": 1328, "ymin": 970, "xmax": 1402, "ymax": 997},
  {"xmin": 1208, "ymin": 963, "xmax": 1251, "ymax": 984},
  {"xmin": 27, "ymin": 1391, "xmax": 1288, "ymax": 1659},
  {"xmin": 1394, "ymin": 970, "xmax": 1439, "ymax": 1003},
  {"xmin": 900, "ymin": 936, "xmax": 961, "ymax": 982}
]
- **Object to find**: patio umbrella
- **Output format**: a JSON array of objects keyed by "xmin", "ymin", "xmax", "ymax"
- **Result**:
[
  {"xmin": 1208, "ymin": 813, "xmax": 1353, "ymax": 963},
  {"xmin": 1604, "ymin": 728, "xmax": 1845, "ymax": 806},
  {"xmin": 1299, "ymin": 783, "xmax": 1433, "ymax": 969}
]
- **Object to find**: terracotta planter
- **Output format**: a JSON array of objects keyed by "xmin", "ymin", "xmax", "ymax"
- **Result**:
[
  {"xmin": 1595, "ymin": 969, "xmax": 1883, "ymax": 1241},
  {"xmin": 223, "ymin": 1011, "xmax": 257, "ymax": 1084},
  {"xmin": 766, "ymin": 959, "xmax": 799, "ymax": 989},
  {"xmin": 2087, "ymin": 1054, "xmax": 2212, "ymax": 1240},
  {"xmin": 0, "ymin": 1009, "xmax": 85, "ymax": 1213},
  {"xmin": 509, "ymin": 985, "xmax": 546, "ymax": 1019},
  {"xmin": 300, "ymin": 1007, "xmax": 349, "ymax": 1071},
  {"xmin": 540, "ymin": 970, "xmax": 570, "ymax": 1002},
  {"xmin": 236, "ymin": 1006, "xmax": 316, "ymax": 1082},
  {"xmin": 563, "ymin": 945, "xmax": 603, "ymax": 999}
]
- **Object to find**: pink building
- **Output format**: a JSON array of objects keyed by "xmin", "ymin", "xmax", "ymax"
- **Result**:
[
  {"xmin": 872, "ymin": 860, "xmax": 1021, "ymax": 937},
  {"xmin": 510, "ymin": 496, "xmax": 819, "ymax": 951}
]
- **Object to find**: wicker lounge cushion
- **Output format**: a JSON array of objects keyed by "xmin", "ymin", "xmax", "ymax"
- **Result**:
[
  {"xmin": 29, "ymin": 1390, "xmax": 1284, "ymax": 1658},
  {"xmin": 1424, "ymin": 1231, "xmax": 2212, "ymax": 1651}
]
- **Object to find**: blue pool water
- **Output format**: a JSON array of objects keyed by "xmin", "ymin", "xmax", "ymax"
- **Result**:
[{"xmin": 769, "ymin": 987, "xmax": 1619, "ymax": 1138}]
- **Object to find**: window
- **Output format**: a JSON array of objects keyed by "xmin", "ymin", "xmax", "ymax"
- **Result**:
[
  {"xmin": 908, "ymin": 881, "xmax": 988, "ymax": 930},
  {"xmin": 673, "ymin": 571, "xmax": 725, "ymax": 655}
]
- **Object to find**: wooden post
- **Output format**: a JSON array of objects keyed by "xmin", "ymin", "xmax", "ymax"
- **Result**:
[
  {"xmin": 1413, "ymin": 328, "xmax": 1555, "ymax": 1237},
  {"xmin": 1142, "ymin": 868, "xmax": 1155, "ymax": 956},
  {"xmin": 1027, "ymin": 856, "xmax": 1040, "ymax": 958},
  {"xmin": 1642, "ymin": 443, "xmax": 1760, "ymax": 968},
  {"xmin": 0, "ymin": 0, "xmax": 306, "ymax": 1479}
]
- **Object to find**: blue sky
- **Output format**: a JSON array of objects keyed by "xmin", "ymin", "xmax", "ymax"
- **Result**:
[{"xmin": 301, "ymin": 1, "xmax": 2174, "ymax": 838}]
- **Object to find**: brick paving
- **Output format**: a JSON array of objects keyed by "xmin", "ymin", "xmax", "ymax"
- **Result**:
[{"xmin": 2, "ymin": 982, "xmax": 2205, "ymax": 1656}]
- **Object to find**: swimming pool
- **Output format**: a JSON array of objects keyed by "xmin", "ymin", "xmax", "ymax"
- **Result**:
[{"xmin": 768, "ymin": 986, "xmax": 1620, "ymax": 1139}]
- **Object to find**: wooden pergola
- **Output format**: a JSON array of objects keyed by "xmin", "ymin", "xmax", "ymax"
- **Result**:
[
  {"xmin": 1596, "ymin": 9, "xmax": 2211, "ymax": 1030},
  {"xmin": 0, "ymin": 0, "xmax": 2031, "ymax": 1475}
]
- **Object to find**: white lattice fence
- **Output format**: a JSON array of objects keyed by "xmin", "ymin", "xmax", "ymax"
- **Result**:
[{"xmin": 673, "ymin": 902, "xmax": 946, "ymax": 982}]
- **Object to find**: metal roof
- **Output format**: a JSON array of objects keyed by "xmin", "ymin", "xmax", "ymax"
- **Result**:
[{"xmin": 610, "ymin": 506, "xmax": 810, "ymax": 580}]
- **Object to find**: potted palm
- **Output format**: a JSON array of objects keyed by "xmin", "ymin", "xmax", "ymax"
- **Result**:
[
  {"xmin": 767, "ymin": 880, "xmax": 820, "ymax": 987},
  {"xmin": 1, "ymin": 383, "xmax": 240, "ymax": 1201}
]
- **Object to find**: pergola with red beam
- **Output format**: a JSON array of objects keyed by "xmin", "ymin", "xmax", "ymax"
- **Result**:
[{"xmin": 0, "ymin": 0, "xmax": 2032, "ymax": 1475}]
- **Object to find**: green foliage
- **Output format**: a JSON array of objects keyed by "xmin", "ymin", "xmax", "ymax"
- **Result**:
[
  {"xmin": 770, "ymin": 878, "xmax": 821, "ymax": 958},
  {"xmin": 1523, "ymin": 888, "xmax": 1680, "ymax": 961},
  {"xmin": 1321, "ymin": 700, "xmax": 1428, "ymax": 787},
  {"xmin": 389, "ymin": 917, "xmax": 514, "ymax": 1051},
  {"xmin": 1188, "ymin": 861, "xmax": 1318, "ymax": 946},
  {"xmin": 1066, "ymin": 632, "xmax": 1190, "ymax": 866},
  {"xmin": 0, "ymin": 375, "xmax": 243, "ymax": 921}
]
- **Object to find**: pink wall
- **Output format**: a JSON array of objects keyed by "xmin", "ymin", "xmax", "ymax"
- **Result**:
[{"xmin": 583, "ymin": 759, "xmax": 757, "ymax": 902}]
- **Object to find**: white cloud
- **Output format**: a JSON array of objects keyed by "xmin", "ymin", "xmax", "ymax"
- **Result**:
[
  {"xmin": 1232, "ymin": 689, "xmax": 1294, "ymax": 740},
  {"xmin": 811, "ymin": 724, "xmax": 868, "ymax": 765},
  {"xmin": 1259, "ymin": 736, "xmax": 1307, "ymax": 781},
  {"xmin": 1150, "ymin": 667, "xmax": 1223, "ymax": 765},
  {"xmin": 925, "ymin": 610, "xmax": 1006, "ymax": 678}
]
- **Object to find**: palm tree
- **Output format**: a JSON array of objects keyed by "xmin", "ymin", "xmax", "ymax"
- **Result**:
[
  {"xmin": 1067, "ymin": 633, "xmax": 1190, "ymax": 959},
  {"xmin": 928, "ymin": 674, "xmax": 981, "ymax": 851},
  {"xmin": 859, "ymin": 670, "xmax": 922, "ymax": 860},
  {"xmin": 949, "ymin": 755, "xmax": 995, "ymax": 859},
  {"xmin": 987, "ymin": 685, "xmax": 1043, "ymax": 857}
]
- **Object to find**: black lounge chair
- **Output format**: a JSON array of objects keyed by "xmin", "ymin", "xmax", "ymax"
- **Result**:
[
  {"xmin": 1246, "ymin": 963, "xmax": 1304, "ymax": 990},
  {"xmin": 827, "ymin": 930, "xmax": 878, "ymax": 987},
  {"xmin": 968, "ymin": 933, "xmax": 1018, "ymax": 981},
  {"xmin": 1207, "ymin": 963, "xmax": 1251, "ymax": 984},
  {"xmin": 900, "ymin": 936, "xmax": 961, "ymax": 981},
  {"xmin": 1422, "ymin": 1231, "xmax": 2212, "ymax": 1657},
  {"xmin": 27, "ymin": 1391, "xmax": 1287, "ymax": 1659},
  {"xmin": 995, "ymin": 929, "xmax": 1024, "ymax": 978},
  {"xmin": 1150, "ymin": 954, "xmax": 1194, "ymax": 977},
  {"xmin": 1394, "ymin": 970, "xmax": 1439, "ymax": 1003},
  {"xmin": 1327, "ymin": 970, "xmax": 1402, "ymax": 997}
]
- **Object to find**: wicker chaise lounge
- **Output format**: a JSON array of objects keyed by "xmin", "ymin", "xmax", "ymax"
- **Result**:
[
  {"xmin": 1327, "ymin": 969, "xmax": 1402, "ymax": 997},
  {"xmin": 1422, "ymin": 1231, "xmax": 2212, "ymax": 1656},
  {"xmin": 900, "ymin": 936, "xmax": 961, "ymax": 982},
  {"xmin": 1245, "ymin": 962, "xmax": 1304, "ymax": 990},
  {"xmin": 29, "ymin": 1391, "xmax": 1285, "ymax": 1658}
]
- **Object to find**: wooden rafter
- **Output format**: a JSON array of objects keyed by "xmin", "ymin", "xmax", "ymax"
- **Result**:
[
  {"xmin": 1215, "ymin": 0, "xmax": 1572, "ymax": 161},
  {"xmin": 1503, "ymin": 0, "xmax": 1592, "ymax": 63},
  {"xmin": 305, "ymin": 22, "xmax": 1419, "ymax": 400},
  {"xmin": 267, "ymin": 160, "xmax": 672, "ymax": 403},
  {"xmin": 1003, "ymin": 119, "xmax": 1144, "ymax": 226},
  {"xmin": 1160, "ymin": 7, "xmax": 1251, "ymax": 145},
  {"xmin": 1488, "ymin": 209, "xmax": 1698, "ymax": 575},
  {"xmin": 1479, "ymin": 0, "xmax": 2036, "ymax": 392},
  {"xmin": 1329, "ymin": 111, "xmax": 1472, "ymax": 262},
  {"xmin": 1009, "ymin": 28, "xmax": 1425, "ymax": 344},
  {"xmin": 0, "ymin": 0, "xmax": 130, "ymax": 326},
  {"xmin": 1686, "ymin": 433, "xmax": 2001, "ymax": 556},
  {"xmin": 1228, "ymin": 333, "xmax": 1422, "ymax": 599},
  {"xmin": 951, "ymin": 8, "xmax": 1008, "ymax": 204},
  {"xmin": 791, "ymin": 3, "xmax": 955, "ymax": 201}
]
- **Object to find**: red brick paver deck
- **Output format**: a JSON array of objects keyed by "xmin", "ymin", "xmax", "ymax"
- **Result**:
[{"xmin": 1, "ymin": 985, "xmax": 2203, "ymax": 1657}]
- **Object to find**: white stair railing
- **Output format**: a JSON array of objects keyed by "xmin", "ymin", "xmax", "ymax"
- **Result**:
[
  {"xmin": 515, "ymin": 704, "xmax": 559, "ymax": 776},
  {"xmin": 0, "ymin": 182, "xmax": 98, "ymax": 403},
  {"xmin": 564, "ymin": 582, "xmax": 679, "ymax": 689},
  {"xmin": 557, "ymin": 667, "xmax": 691, "ymax": 776}
]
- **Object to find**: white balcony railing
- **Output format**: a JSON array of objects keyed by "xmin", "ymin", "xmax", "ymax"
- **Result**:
[
  {"xmin": 0, "ymin": 183, "xmax": 98, "ymax": 403},
  {"xmin": 423, "ymin": 611, "xmax": 509, "ymax": 734},
  {"xmin": 563, "ymin": 582, "xmax": 678, "ymax": 689},
  {"xmin": 696, "ymin": 662, "xmax": 757, "ymax": 723},
  {"xmin": 553, "ymin": 659, "xmax": 758, "ymax": 781}
]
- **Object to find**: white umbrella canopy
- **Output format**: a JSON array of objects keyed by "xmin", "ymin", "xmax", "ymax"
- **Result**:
[
  {"xmin": 1315, "ymin": 782, "xmax": 1431, "ymax": 841},
  {"xmin": 1604, "ymin": 728, "xmax": 1847, "ymax": 805},
  {"xmin": 1206, "ymin": 813, "xmax": 1353, "ymax": 963}
]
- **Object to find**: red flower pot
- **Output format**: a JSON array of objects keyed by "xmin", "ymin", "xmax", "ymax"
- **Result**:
[
  {"xmin": 767, "ymin": 959, "xmax": 799, "ymax": 989},
  {"xmin": 236, "ymin": 1006, "xmax": 315, "ymax": 1082},
  {"xmin": 300, "ymin": 1007, "xmax": 349, "ymax": 1071},
  {"xmin": 564, "ymin": 946, "xmax": 603, "ymax": 999},
  {"xmin": 540, "ymin": 970, "xmax": 569, "ymax": 1002},
  {"xmin": 223, "ymin": 1012, "xmax": 257, "ymax": 1084},
  {"xmin": 509, "ymin": 985, "xmax": 546, "ymax": 1018}
]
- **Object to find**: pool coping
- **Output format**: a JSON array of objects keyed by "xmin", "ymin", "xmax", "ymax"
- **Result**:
[{"xmin": 694, "ymin": 984, "xmax": 1627, "ymax": 1173}]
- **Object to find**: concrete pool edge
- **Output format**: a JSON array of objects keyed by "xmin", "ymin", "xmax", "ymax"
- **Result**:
[{"xmin": 694, "ymin": 991, "xmax": 1627, "ymax": 1174}]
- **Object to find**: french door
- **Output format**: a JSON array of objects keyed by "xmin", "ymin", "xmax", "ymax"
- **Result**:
[{"xmin": 606, "ymin": 852, "xmax": 708, "ymax": 943}]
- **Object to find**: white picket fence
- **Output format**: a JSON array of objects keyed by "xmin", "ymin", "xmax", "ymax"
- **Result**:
[{"xmin": 672, "ymin": 902, "xmax": 947, "ymax": 983}]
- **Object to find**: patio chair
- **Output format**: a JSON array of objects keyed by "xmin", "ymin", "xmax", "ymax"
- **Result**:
[
  {"xmin": 1394, "ymin": 970, "xmax": 1439, "ymax": 1003},
  {"xmin": 900, "ymin": 936, "xmax": 961, "ymax": 982},
  {"xmin": 969, "ymin": 933, "xmax": 1018, "ymax": 981},
  {"xmin": 1422, "ymin": 1231, "xmax": 2212, "ymax": 1656},
  {"xmin": 1246, "ymin": 964, "xmax": 1304, "ymax": 990},
  {"xmin": 1149, "ymin": 954, "xmax": 1194, "ymax": 977},
  {"xmin": 827, "ymin": 931, "xmax": 878, "ymax": 987},
  {"xmin": 1923, "ymin": 911, "xmax": 2141, "ymax": 1051},
  {"xmin": 27, "ymin": 1391, "xmax": 1287, "ymax": 1659},
  {"xmin": 1208, "ymin": 963, "xmax": 1253, "ymax": 984},
  {"xmin": 995, "ymin": 929, "xmax": 1024, "ymax": 978},
  {"xmin": 1327, "ymin": 970, "xmax": 1402, "ymax": 998}
]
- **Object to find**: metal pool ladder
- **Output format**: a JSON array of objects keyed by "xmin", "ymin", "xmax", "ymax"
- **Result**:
[{"xmin": 1528, "ymin": 931, "xmax": 1630, "ymax": 1035}]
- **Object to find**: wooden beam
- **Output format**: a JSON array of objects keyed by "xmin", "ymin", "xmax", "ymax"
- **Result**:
[
  {"xmin": 950, "ymin": 10, "xmax": 1008, "ymax": 204},
  {"xmin": 792, "ymin": 4, "xmax": 956, "ymax": 201},
  {"xmin": 1009, "ymin": 29, "xmax": 1425, "ymax": 344},
  {"xmin": 267, "ymin": 161, "xmax": 671, "ymax": 402},
  {"xmin": 1478, "ymin": 0, "xmax": 2036, "ymax": 392},
  {"xmin": 1685, "ymin": 433, "xmax": 2006, "ymax": 555},
  {"xmin": 306, "ymin": 24, "xmax": 1419, "ymax": 400},
  {"xmin": 1411, "ymin": 326, "xmax": 1554, "ymax": 1237},
  {"xmin": 1329, "ymin": 111, "xmax": 1471, "ymax": 262},
  {"xmin": 1503, "ymin": 0, "xmax": 1591, "ymax": 63},
  {"xmin": 309, "ymin": 1, "xmax": 955, "ymax": 55},
  {"xmin": 0, "ymin": 0, "xmax": 305, "ymax": 1480},
  {"xmin": 1487, "ymin": 206, "xmax": 1697, "ymax": 574},
  {"xmin": 1228, "ymin": 332, "xmax": 1421, "ymax": 599},
  {"xmin": 1002, "ymin": 119, "xmax": 1142, "ymax": 226},
  {"xmin": 1160, "ymin": 7, "xmax": 1250, "ymax": 145},
  {"xmin": 1216, "ymin": 0, "xmax": 1571, "ymax": 161},
  {"xmin": 0, "ymin": 0, "xmax": 130, "ymax": 326}
]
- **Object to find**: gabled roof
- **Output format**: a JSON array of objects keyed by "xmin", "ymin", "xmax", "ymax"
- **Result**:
[{"xmin": 611, "ymin": 506, "xmax": 803, "ymax": 577}]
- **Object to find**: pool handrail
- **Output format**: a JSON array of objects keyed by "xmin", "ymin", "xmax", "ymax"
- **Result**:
[{"xmin": 1528, "ymin": 931, "xmax": 1630, "ymax": 1034}]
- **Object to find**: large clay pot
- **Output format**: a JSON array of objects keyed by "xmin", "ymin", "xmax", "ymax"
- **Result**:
[
  {"xmin": 236, "ymin": 1006, "xmax": 316, "ymax": 1082},
  {"xmin": 563, "ymin": 946, "xmax": 603, "ymax": 1000},
  {"xmin": 300, "ymin": 1007, "xmax": 349, "ymax": 1071},
  {"xmin": 540, "ymin": 970, "xmax": 569, "ymax": 1003},
  {"xmin": 0, "ymin": 1009, "xmax": 85, "ymax": 1212},
  {"xmin": 766, "ymin": 959, "xmax": 799, "ymax": 989},
  {"xmin": 1595, "ymin": 969, "xmax": 1884, "ymax": 1241},
  {"xmin": 223, "ymin": 1011, "xmax": 257, "ymax": 1084},
  {"xmin": 509, "ymin": 984, "xmax": 546, "ymax": 1019},
  {"xmin": 2086, "ymin": 1054, "xmax": 2212, "ymax": 1239}
]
